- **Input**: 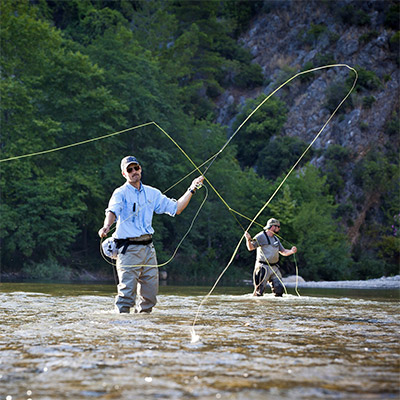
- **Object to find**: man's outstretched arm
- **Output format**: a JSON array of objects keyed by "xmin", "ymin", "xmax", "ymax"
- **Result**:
[{"xmin": 176, "ymin": 176, "xmax": 204, "ymax": 215}]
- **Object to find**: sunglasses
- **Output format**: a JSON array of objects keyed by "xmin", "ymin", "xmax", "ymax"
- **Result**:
[
  {"xmin": 127, "ymin": 165, "xmax": 140, "ymax": 173},
  {"xmin": 274, "ymin": 225, "xmax": 281, "ymax": 228}
]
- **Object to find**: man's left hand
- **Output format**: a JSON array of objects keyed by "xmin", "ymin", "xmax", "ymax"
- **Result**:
[{"xmin": 190, "ymin": 176, "xmax": 204, "ymax": 191}]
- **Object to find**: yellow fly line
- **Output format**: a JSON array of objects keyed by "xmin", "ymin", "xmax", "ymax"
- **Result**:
[
  {"xmin": 0, "ymin": 64, "xmax": 357, "ymax": 237},
  {"xmin": 190, "ymin": 64, "xmax": 358, "ymax": 342},
  {"xmin": 99, "ymin": 185, "xmax": 209, "ymax": 269},
  {"xmin": 0, "ymin": 122, "xmax": 155, "ymax": 163},
  {"xmin": 1, "ymin": 64, "xmax": 358, "ymax": 341}
]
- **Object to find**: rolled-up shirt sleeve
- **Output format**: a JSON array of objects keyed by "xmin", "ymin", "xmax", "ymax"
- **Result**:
[
  {"xmin": 105, "ymin": 188, "xmax": 124, "ymax": 218},
  {"xmin": 252, "ymin": 232, "xmax": 264, "ymax": 248},
  {"xmin": 153, "ymin": 189, "xmax": 178, "ymax": 216}
]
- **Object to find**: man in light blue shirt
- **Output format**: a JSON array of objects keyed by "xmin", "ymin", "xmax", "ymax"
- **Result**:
[{"xmin": 99, "ymin": 155, "xmax": 204, "ymax": 313}]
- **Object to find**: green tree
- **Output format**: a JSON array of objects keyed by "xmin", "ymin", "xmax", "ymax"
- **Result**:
[
  {"xmin": 256, "ymin": 136, "xmax": 313, "ymax": 181},
  {"xmin": 232, "ymin": 95, "xmax": 288, "ymax": 168},
  {"xmin": 222, "ymin": 0, "xmax": 264, "ymax": 37},
  {"xmin": 324, "ymin": 144, "xmax": 353, "ymax": 195},
  {"xmin": 0, "ymin": 0, "xmax": 126, "ymax": 276},
  {"xmin": 351, "ymin": 149, "xmax": 400, "ymax": 278},
  {"xmin": 287, "ymin": 165, "xmax": 352, "ymax": 280},
  {"xmin": 158, "ymin": 1, "xmax": 263, "ymax": 119},
  {"xmin": 268, "ymin": 185, "xmax": 297, "ymax": 243},
  {"xmin": 347, "ymin": 66, "xmax": 382, "ymax": 93},
  {"xmin": 130, "ymin": 0, "xmax": 178, "ymax": 55},
  {"xmin": 353, "ymin": 149, "xmax": 396, "ymax": 192}
]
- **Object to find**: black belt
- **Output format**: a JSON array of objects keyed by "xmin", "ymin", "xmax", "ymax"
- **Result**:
[
  {"xmin": 115, "ymin": 238, "xmax": 153, "ymax": 255},
  {"xmin": 259, "ymin": 260, "xmax": 278, "ymax": 266}
]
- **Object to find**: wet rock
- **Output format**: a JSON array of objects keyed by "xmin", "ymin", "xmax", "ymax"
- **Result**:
[{"xmin": 283, "ymin": 275, "xmax": 306, "ymax": 283}]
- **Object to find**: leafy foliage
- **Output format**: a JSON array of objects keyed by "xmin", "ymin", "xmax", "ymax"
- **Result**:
[
  {"xmin": 132, "ymin": 1, "xmax": 264, "ymax": 120},
  {"xmin": 384, "ymin": 3, "xmax": 400, "ymax": 30},
  {"xmin": 1, "ymin": 0, "xmax": 397, "ymax": 283},
  {"xmin": 300, "ymin": 23, "xmax": 328, "ymax": 45},
  {"xmin": 323, "ymin": 144, "xmax": 353, "ymax": 195},
  {"xmin": 324, "ymin": 81, "xmax": 354, "ymax": 113},
  {"xmin": 232, "ymin": 95, "xmax": 288, "ymax": 168},
  {"xmin": 350, "ymin": 147, "xmax": 400, "ymax": 278},
  {"xmin": 337, "ymin": 5, "xmax": 371, "ymax": 26},
  {"xmin": 349, "ymin": 66, "xmax": 382, "ymax": 92},
  {"xmin": 287, "ymin": 165, "xmax": 352, "ymax": 280},
  {"xmin": 0, "ymin": 0, "xmax": 125, "ymax": 274},
  {"xmin": 353, "ymin": 150, "xmax": 396, "ymax": 192},
  {"xmin": 256, "ymin": 136, "xmax": 313, "ymax": 181},
  {"xmin": 385, "ymin": 111, "xmax": 400, "ymax": 136},
  {"xmin": 222, "ymin": 0, "xmax": 264, "ymax": 37}
]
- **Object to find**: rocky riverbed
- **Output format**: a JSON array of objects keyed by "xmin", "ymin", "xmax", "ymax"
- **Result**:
[{"xmin": 283, "ymin": 275, "xmax": 400, "ymax": 289}]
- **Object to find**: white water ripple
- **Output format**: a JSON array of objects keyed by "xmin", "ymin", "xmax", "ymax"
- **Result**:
[{"xmin": 0, "ymin": 283, "xmax": 399, "ymax": 400}]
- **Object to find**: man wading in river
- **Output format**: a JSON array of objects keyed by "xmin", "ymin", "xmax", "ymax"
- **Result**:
[
  {"xmin": 244, "ymin": 218, "xmax": 297, "ymax": 297},
  {"xmin": 98, "ymin": 156, "xmax": 204, "ymax": 314}
]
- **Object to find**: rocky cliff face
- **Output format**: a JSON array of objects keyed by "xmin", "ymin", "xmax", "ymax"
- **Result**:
[{"xmin": 216, "ymin": 0, "xmax": 399, "ymax": 247}]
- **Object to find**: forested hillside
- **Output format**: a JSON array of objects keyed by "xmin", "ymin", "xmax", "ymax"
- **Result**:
[{"xmin": 1, "ymin": 0, "xmax": 398, "ymax": 283}]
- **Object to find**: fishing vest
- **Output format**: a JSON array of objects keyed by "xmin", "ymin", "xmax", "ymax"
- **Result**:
[{"xmin": 255, "ymin": 231, "xmax": 281, "ymax": 265}]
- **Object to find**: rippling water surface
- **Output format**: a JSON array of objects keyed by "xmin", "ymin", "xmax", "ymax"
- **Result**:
[{"xmin": 0, "ymin": 283, "xmax": 399, "ymax": 400}]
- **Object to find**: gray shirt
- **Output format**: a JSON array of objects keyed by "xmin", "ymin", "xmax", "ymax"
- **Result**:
[{"xmin": 252, "ymin": 231, "xmax": 284, "ymax": 264}]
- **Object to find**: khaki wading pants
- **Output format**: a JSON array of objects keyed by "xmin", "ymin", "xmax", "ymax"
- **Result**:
[{"xmin": 115, "ymin": 243, "xmax": 158, "ymax": 313}]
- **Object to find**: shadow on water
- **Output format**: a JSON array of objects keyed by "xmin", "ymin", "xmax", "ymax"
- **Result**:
[{"xmin": 0, "ymin": 281, "xmax": 399, "ymax": 400}]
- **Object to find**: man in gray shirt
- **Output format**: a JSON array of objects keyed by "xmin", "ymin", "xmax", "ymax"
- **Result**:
[{"xmin": 244, "ymin": 218, "xmax": 297, "ymax": 296}]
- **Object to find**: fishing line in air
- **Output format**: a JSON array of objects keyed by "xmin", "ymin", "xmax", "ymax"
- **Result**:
[
  {"xmin": 190, "ymin": 64, "xmax": 358, "ymax": 343},
  {"xmin": 99, "ymin": 185, "xmax": 209, "ymax": 269},
  {"xmin": 0, "ymin": 122, "xmax": 154, "ymax": 163},
  {"xmin": 0, "ymin": 120, "xmax": 211, "ymax": 271},
  {"xmin": 0, "ymin": 63, "xmax": 357, "ymax": 341}
]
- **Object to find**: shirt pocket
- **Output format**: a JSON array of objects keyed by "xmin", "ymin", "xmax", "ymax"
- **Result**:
[{"xmin": 123, "ymin": 201, "xmax": 137, "ymax": 221}]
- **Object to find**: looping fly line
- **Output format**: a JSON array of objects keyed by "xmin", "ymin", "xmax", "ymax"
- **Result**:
[
  {"xmin": 190, "ymin": 64, "xmax": 358, "ymax": 342},
  {"xmin": 0, "ymin": 64, "xmax": 357, "ymax": 237},
  {"xmin": 99, "ymin": 185, "xmax": 209, "ymax": 269},
  {"xmin": 0, "ymin": 64, "xmax": 358, "ymax": 342}
]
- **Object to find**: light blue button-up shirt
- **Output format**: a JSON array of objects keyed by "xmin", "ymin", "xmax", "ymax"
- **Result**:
[{"xmin": 106, "ymin": 182, "xmax": 178, "ymax": 239}]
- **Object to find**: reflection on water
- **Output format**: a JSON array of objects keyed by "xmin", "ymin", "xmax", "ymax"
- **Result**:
[{"xmin": 0, "ymin": 283, "xmax": 399, "ymax": 400}]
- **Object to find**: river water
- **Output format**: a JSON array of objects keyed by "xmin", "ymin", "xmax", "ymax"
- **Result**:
[{"xmin": 0, "ymin": 283, "xmax": 399, "ymax": 400}]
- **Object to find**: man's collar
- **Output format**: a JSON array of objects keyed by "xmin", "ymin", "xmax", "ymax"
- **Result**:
[{"xmin": 125, "ymin": 181, "xmax": 143, "ymax": 191}]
